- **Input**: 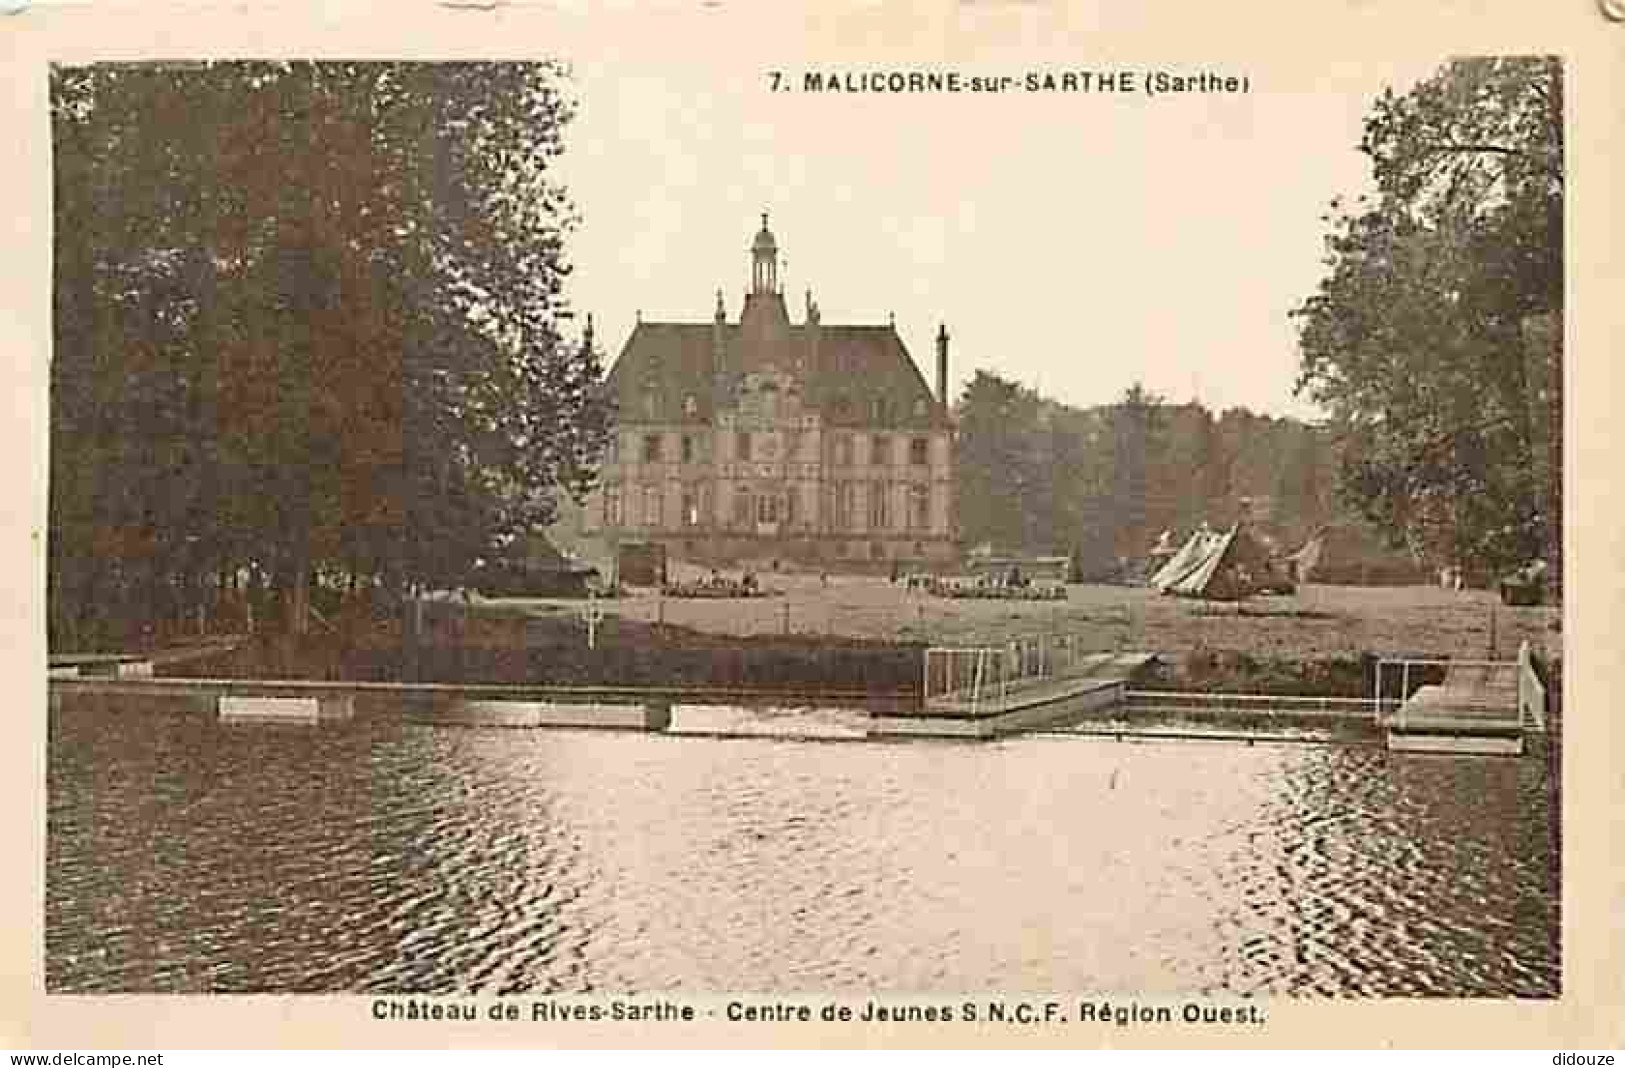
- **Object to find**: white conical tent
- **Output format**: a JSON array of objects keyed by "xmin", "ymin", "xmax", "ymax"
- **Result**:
[
  {"xmin": 1150, "ymin": 526, "xmax": 1224, "ymax": 592},
  {"xmin": 1164, "ymin": 526, "xmax": 1238, "ymax": 596},
  {"xmin": 1151, "ymin": 522, "xmax": 1272, "ymax": 599}
]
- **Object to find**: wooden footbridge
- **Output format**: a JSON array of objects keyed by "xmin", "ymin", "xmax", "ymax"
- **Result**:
[{"xmin": 1379, "ymin": 642, "xmax": 1548, "ymax": 755}]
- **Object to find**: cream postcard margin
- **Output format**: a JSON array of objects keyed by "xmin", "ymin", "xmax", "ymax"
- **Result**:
[{"xmin": 3, "ymin": 0, "xmax": 1620, "ymax": 1050}]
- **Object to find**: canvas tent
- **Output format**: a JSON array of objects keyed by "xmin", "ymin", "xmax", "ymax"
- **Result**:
[
  {"xmin": 1150, "ymin": 522, "xmax": 1277, "ymax": 600},
  {"xmin": 1289, "ymin": 522, "xmax": 1429, "ymax": 586}
]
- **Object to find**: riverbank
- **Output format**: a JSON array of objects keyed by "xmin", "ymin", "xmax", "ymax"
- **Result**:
[
  {"xmin": 165, "ymin": 608, "xmax": 925, "ymax": 696},
  {"xmin": 148, "ymin": 576, "xmax": 1560, "ymax": 706}
]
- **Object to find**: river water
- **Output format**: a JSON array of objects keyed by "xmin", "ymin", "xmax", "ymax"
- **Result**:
[{"xmin": 46, "ymin": 704, "xmax": 1560, "ymax": 996}]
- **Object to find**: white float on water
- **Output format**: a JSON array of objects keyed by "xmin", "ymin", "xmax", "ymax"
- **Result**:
[{"xmin": 219, "ymin": 694, "xmax": 355, "ymax": 723}]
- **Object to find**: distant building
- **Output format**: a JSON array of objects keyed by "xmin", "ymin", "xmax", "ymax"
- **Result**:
[{"xmin": 581, "ymin": 214, "xmax": 956, "ymax": 568}]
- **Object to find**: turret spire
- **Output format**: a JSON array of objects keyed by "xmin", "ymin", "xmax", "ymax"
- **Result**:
[{"xmin": 750, "ymin": 212, "xmax": 780, "ymax": 295}]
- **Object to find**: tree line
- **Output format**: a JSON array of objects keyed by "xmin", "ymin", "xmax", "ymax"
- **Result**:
[
  {"xmin": 959, "ymin": 58, "xmax": 1562, "ymax": 590},
  {"xmin": 955, "ymin": 371, "xmax": 1334, "ymax": 579},
  {"xmin": 49, "ymin": 61, "xmax": 611, "ymax": 650}
]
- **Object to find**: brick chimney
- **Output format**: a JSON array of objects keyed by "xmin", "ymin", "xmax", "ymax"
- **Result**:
[{"xmin": 935, "ymin": 323, "xmax": 950, "ymax": 407}]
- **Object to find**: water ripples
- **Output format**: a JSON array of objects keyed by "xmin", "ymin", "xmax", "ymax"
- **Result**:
[{"xmin": 46, "ymin": 706, "xmax": 1559, "ymax": 996}]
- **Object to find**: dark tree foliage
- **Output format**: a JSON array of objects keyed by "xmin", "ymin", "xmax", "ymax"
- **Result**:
[
  {"xmin": 50, "ymin": 62, "xmax": 610, "ymax": 648},
  {"xmin": 954, "ymin": 371, "xmax": 1045, "ymax": 555},
  {"xmin": 1293, "ymin": 57, "xmax": 1562, "ymax": 577},
  {"xmin": 954, "ymin": 372, "xmax": 1333, "ymax": 578}
]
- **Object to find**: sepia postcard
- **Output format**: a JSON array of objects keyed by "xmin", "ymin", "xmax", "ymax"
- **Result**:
[{"xmin": 4, "ymin": 0, "xmax": 1623, "ymax": 1052}]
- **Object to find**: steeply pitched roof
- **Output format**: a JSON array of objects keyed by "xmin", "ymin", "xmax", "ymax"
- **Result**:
[
  {"xmin": 605, "ymin": 322, "xmax": 723, "ymax": 423},
  {"xmin": 604, "ymin": 318, "xmax": 950, "ymax": 429}
]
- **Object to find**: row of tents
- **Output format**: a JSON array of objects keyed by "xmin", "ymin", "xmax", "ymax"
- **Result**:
[{"xmin": 1147, "ymin": 520, "xmax": 1432, "ymax": 600}]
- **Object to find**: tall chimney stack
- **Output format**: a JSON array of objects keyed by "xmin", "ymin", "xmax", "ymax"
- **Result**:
[{"xmin": 935, "ymin": 323, "xmax": 950, "ymax": 407}]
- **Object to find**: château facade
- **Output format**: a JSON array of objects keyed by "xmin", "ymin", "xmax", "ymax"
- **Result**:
[{"xmin": 582, "ymin": 215, "xmax": 957, "ymax": 569}]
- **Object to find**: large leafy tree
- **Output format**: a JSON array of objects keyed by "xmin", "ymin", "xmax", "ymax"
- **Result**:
[
  {"xmin": 49, "ymin": 62, "xmax": 609, "ymax": 647},
  {"xmin": 1293, "ymin": 57, "xmax": 1562, "ymax": 578},
  {"xmin": 954, "ymin": 371, "xmax": 1044, "ymax": 554}
]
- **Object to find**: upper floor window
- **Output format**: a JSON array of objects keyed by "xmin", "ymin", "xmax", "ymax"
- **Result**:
[
  {"xmin": 869, "ymin": 481, "xmax": 892, "ymax": 530},
  {"xmin": 833, "ymin": 482, "xmax": 857, "ymax": 530},
  {"xmin": 908, "ymin": 484, "xmax": 930, "ymax": 530},
  {"xmin": 909, "ymin": 437, "xmax": 929, "ymax": 466},
  {"xmin": 737, "ymin": 431, "xmax": 753, "ymax": 462},
  {"xmin": 681, "ymin": 435, "xmax": 695, "ymax": 464},
  {"xmin": 683, "ymin": 394, "xmax": 698, "ymax": 416},
  {"xmin": 871, "ymin": 435, "xmax": 892, "ymax": 467},
  {"xmin": 834, "ymin": 434, "xmax": 853, "ymax": 467},
  {"xmin": 642, "ymin": 434, "xmax": 663, "ymax": 463}
]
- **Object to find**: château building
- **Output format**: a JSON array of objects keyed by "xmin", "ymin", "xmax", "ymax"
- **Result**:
[{"xmin": 581, "ymin": 215, "xmax": 957, "ymax": 569}]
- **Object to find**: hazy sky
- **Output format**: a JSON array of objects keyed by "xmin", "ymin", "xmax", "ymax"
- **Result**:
[{"xmin": 560, "ymin": 55, "xmax": 1445, "ymax": 420}]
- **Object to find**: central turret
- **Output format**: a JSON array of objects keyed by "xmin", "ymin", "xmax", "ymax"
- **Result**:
[{"xmin": 750, "ymin": 211, "xmax": 780, "ymax": 295}]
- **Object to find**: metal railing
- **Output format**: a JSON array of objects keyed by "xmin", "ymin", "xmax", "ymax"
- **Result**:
[
  {"xmin": 1123, "ymin": 690, "xmax": 1392, "ymax": 719},
  {"xmin": 923, "ymin": 633, "xmax": 1096, "ymax": 716},
  {"xmin": 1517, "ymin": 641, "xmax": 1548, "ymax": 733}
]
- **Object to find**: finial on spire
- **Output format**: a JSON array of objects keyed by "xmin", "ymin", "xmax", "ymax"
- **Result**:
[
  {"xmin": 636, "ymin": 308, "xmax": 642, "ymax": 323},
  {"xmin": 888, "ymin": 310, "xmax": 896, "ymax": 327},
  {"xmin": 762, "ymin": 210, "xmax": 769, "ymax": 229}
]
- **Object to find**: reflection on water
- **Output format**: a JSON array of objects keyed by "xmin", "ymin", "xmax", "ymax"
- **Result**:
[{"xmin": 46, "ymin": 704, "xmax": 1559, "ymax": 996}]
